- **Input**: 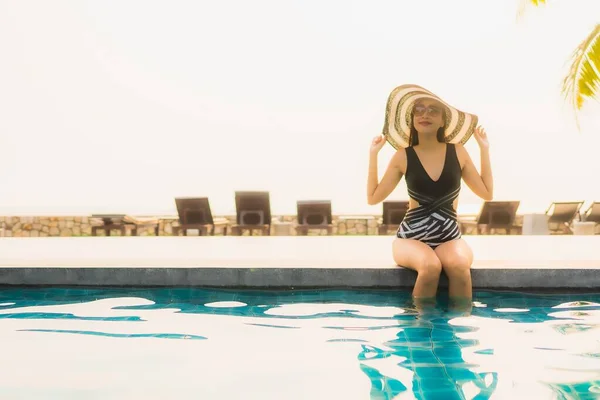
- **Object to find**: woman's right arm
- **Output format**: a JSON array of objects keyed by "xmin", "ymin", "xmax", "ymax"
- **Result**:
[{"xmin": 367, "ymin": 136, "xmax": 404, "ymax": 205}]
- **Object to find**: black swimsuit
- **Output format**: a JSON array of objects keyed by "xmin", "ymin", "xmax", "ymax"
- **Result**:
[{"xmin": 396, "ymin": 143, "xmax": 462, "ymax": 248}]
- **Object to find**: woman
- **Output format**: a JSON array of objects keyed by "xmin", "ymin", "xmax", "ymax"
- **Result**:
[{"xmin": 367, "ymin": 84, "xmax": 493, "ymax": 305}]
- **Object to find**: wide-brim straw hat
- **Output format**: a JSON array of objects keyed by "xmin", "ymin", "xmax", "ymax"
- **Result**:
[{"xmin": 382, "ymin": 84, "xmax": 478, "ymax": 149}]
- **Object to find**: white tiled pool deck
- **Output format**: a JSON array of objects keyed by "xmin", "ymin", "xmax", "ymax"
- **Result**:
[{"xmin": 0, "ymin": 236, "xmax": 599, "ymax": 288}]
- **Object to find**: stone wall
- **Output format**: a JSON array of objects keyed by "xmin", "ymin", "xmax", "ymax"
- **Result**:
[
  {"xmin": 0, "ymin": 215, "xmax": 382, "ymax": 237},
  {"xmin": 0, "ymin": 217, "xmax": 93, "ymax": 237},
  {"xmin": 0, "ymin": 215, "xmax": 531, "ymax": 237}
]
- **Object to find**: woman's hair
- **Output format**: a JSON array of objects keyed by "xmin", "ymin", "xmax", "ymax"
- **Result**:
[{"xmin": 408, "ymin": 110, "xmax": 447, "ymax": 146}]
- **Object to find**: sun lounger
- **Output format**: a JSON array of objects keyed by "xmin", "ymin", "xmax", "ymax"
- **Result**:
[
  {"xmin": 546, "ymin": 201, "xmax": 584, "ymax": 234},
  {"xmin": 377, "ymin": 201, "xmax": 409, "ymax": 235},
  {"xmin": 91, "ymin": 214, "xmax": 159, "ymax": 236},
  {"xmin": 230, "ymin": 191, "xmax": 271, "ymax": 236},
  {"xmin": 581, "ymin": 201, "xmax": 600, "ymax": 234},
  {"xmin": 461, "ymin": 201, "xmax": 521, "ymax": 235},
  {"xmin": 295, "ymin": 200, "xmax": 333, "ymax": 235},
  {"xmin": 582, "ymin": 202, "xmax": 600, "ymax": 223},
  {"xmin": 172, "ymin": 197, "xmax": 228, "ymax": 236}
]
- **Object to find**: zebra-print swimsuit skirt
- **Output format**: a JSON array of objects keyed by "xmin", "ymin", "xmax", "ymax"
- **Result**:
[{"xmin": 396, "ymin": 186, "xmax": 462, "ymax": 249}]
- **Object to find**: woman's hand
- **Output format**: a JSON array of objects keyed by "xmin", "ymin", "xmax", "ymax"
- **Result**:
[
  {"xmin": 370, "ymin": 135, "xmax": 387, "ymax": 155},
  {"xmin": 474, "ymin": 126, "xmax": 489, "ymax": 150}
]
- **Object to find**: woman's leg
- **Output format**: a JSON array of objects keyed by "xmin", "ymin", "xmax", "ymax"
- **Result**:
[
  {"xmin": 392, "ymin": 238, "xmax": 442, "ymax": 300},
  {"xmin": 434, "ymin": 238, "xmax": 473, "ymax": 301}
]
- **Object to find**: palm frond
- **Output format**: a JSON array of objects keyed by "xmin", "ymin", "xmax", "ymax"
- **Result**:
[
  {"xmin": 516, "ymin": 0, "xmax": 547, "ymax": 20},
  {"xmin": 562, "ymin": 24, "xmax": 600, "ymax": 127}
]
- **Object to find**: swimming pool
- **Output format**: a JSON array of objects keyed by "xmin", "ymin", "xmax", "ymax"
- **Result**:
[{"xmin": 0, "ymin": 287, "xmax": 598, "ymax": 399}]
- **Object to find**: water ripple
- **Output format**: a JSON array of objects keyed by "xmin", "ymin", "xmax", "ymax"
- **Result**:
[{"xmin": 0, "ymin": 288, "xmax": 599, "ymax": 399}]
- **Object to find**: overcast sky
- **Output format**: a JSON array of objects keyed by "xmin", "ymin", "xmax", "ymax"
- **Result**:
[{"xmin": 1, "ymin": 0, "xmax": 599, "ymax": 216}]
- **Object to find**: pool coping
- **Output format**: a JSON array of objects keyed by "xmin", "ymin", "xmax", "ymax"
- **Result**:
[
  {"xmin": 0, "ymin": 236, "xmax": 599, "ymax": 288},
  {"xmin": 0, "ymin": 266, "xmax": 598, "ymax": 289}
]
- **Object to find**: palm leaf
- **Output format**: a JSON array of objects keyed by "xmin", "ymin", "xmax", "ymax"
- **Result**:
[
  {"xmin": 516, "ymin": 0, "xmax": 547, "ymax": 20},
  {"xmin": 562, "ymin": 24, "xmax": 600, "ymax": 126}
]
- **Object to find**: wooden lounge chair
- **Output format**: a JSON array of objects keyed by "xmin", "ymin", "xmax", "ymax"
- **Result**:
[
  {"xmin": 377, "ymin": 201, "xmax": 409, "ymax": 235},
  {"xmin": 172, "ymin": 197, "xmax": 228, "ymax": 236},
  {"xmin": 91, "ymin": 214, "xmax": 159, "ymax": 236},
  {"xmin": 91, "ymin": 215, "xmax": 126, "ymax": 236},
  {"xmin": 546, "ymin": 201, "xmax": 584, "ymax": 234},
  {"xmin": 462, "ymin": 201, "xmax": 521, "ymax": 235},
  {"xmin": 230, "ymin": 191, "xmax": 271, "ymax": 236},
  {"xmin": 123, "ymin": 215, "xmax": 160, "ymax": 236},
  {"xmin": 582, "ymin": 202, "xmax": 600, "ymax": 222},
  {"xmin": 295, "ymin": 200, "xmax": 333, "ymax": 235},
  {"xmin": 582, "ymin": 202, "xmax": 600, "ymax": 234}
]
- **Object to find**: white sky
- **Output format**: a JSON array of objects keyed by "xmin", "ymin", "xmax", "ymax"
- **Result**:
[{"xmin": 1, "ymin": 0, "xmax": 599, "ymax": 216}]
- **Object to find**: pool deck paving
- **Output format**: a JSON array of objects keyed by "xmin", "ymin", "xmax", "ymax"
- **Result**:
[{"xmin": 0, "ymin": 236, "xmax": 598, "ymax": 289}]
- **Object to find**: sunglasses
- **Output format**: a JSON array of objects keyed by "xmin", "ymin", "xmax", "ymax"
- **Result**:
[{"xmin": 413, "ymin": 105, "xmax": 443, "ymax": 117}]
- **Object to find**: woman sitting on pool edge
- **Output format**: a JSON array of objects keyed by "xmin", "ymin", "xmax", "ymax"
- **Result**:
[{"xmin": 367, "ymin": 84, "xmax": 493, "ymax": 307}]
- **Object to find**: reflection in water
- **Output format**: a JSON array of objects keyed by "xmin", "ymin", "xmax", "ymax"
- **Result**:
[
  {"xmin": 0, "ymin": 288, "xmax": 599, "ymax": 399},
  {"xmin": 356, "ymin": 298, "xmax": 498, "ymax": 399},
  {"xmin": 353, "ymin": 295, "xmax": 600, "ymax": 399}
]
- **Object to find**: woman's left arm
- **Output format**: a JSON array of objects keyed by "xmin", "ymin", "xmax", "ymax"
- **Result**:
[{"xmin": 456, "ymin": 126, "xmax": 493, "ymax": 201}]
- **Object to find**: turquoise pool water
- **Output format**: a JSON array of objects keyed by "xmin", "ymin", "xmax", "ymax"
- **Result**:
[{"xmin": 0, "ymin": 288, "xmax": 599, "ymax": 399}]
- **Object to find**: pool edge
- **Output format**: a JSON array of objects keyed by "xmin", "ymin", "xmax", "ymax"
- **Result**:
[{"xmin": 0, "ymin": 267, "xmax": 598, "ymax": 289}]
